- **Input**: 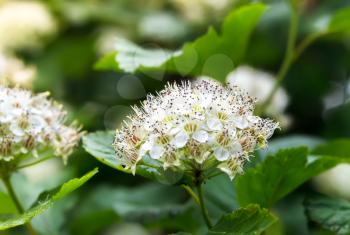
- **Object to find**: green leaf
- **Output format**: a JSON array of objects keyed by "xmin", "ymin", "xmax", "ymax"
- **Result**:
[
  {"xmin": 0, "ymin": 168, "xmax": 98, "ymax": 230},
  {"xmin": 328, "ymin": 7, "xmax": 350, "ymax": 34},
  {"xmin": 204, "ymin": 175, "xmax": 238, "ymax": 219},
  {"xmin": 310, "ymin": 7, "xmax": 350, "ymax": 35},
  {"xmin": 70, "ymin": 210, "xmax": 119, "ymax": 235},
  {"xmin": 259, "ymin": 135, "xmax": 324, "ymax": 159},
  {"xmin": 31, "ymin": 193, "xmax": 78, "ymax": 235},
  {"xmin": 235, "ymin": 147, "xmax": 349, "ymax": 208},
  {"xmin": 94, "ymin": 52, "xmax": 119, "ymax": 71},
  {"xmin": 83, "ymin": 131, "xmax": 188, "ymax": 185},
  {"xmin": 312, "ymin": 139, "xmax": 350, "ymax": 158},
  {"xmin": 210, "ymin": 204, "xmax": 277, "ymax": 234},
  {"xmin": 305, "ymin": 193, "xmax": 350, "ymax": 235},
  {"xmin": 94, "ymin": 38, "xmax": 179, "ymax": 73},
  {"xmin": 82, "ymin": 131, "xmax": 123, "ymax": 170},
  {"xmin": 0, "ymin": 192, "xmax": 16, "ymax": 214},
  {"xmin": 170, "ymin": 232, "xmax": 192, "ymax": 235},
  {"xmin": 70, "ymin": 183, "xmax": 196, "ymax": 234},
  {"xmin": 95, "ymin": 3, "xmax": 267, "ymax": 82}
]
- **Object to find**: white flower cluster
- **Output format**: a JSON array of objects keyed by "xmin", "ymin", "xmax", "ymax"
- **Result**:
[
  {"xmin": 0, "ymin": 0, "xmax": 56, "ymax": 52},
  {"xmin": 0, "ymin": 53, "xmax": 36, "ymax": 88},
  {"xmin": 114, "ymin": 79, "xmax": 278, "ymax": 180},
  {"xmin": 170, "ymin": 0, "xmax": 232, "ymax": 24},
  {"xmin": 227, "ymin": 66, "xmax": 291, "ymax": 128},
  {"xmin": 0, "ymin": 86, "xmax": 83, "ymax": 162}
]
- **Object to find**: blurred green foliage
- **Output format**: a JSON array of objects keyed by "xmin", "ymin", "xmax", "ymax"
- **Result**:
[{"xmin": 1, "ymin": 0, "xmax": 350, "ymax": 234}]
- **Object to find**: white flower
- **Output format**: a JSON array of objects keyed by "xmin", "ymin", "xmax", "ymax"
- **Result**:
[
  {"xmin": 0, "ymin": 86, "xmax": 83, "ymax": 163},
  {"xmin": 0, "ymin": 0, "xmax": 57, "ymax": 52},
  {"xmin": 149, "ymin": 145, "xmax": 164, "ymax": 159},
  {"xmin": 227, "ymin": 66, "xmax": 291, "ymax": 128},
  {"xmin": 171, "ymin": 131, "xmax": 189, "ymax": 148},
  {"xmin": 0, "ymin": 53, "xmax": 36, "ymax": 88},
  {"xmin": 214, "ymin": 147, "xmax": 230, "ymax": 161},
  {"xmin": 207, "ymin": 118, "xmax": 223, "ymax": 131},
  {"xmin": 114, "ymin": 79, "xmax": 278, "ymax": 180},
  {"xmin": 192, "ymin": 130, "xmax": 208, "ymax": 143}
]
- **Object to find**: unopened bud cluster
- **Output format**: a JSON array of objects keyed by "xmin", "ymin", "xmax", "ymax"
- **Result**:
[
  {"xmin": 114, "ymin": 79, "xmax": 278, "ymax": 180},
  {"xmin": 0, "ymin": 86, "xmax": 83, "ymax": 162}
]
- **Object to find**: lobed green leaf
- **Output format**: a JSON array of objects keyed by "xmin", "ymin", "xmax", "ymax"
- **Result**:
[
  {"xmin": 235, "ymin": 147, "xmax": 350, "ymax": 208},
  {"xmin": 95, "ymin": 3, "xmax": 267, "ymax": 82},
  {"xmin": 312, "ymin": 139, "xmax": 350, "ymax": 158},
  {"xmin": 0, "ymin": 168, "xmax": 98, "ymax": 230},
  {"xmin": 305, "ymin": 193, "xmax": 350, "ymax": 235},
  {"xmin": 82, "ymin": 131, "xmax": 188, "ymax": 185},
  {"xmin": 209, "ymin": 204, "xmax": 277, "ymax": 235},
  {"xmin": 70, "ymin": 183, "xmax": 197, "ymax": 234}
]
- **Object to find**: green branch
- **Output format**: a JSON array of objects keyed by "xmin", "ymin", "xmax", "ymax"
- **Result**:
[
  {"xmin": 2, "ymin": 176, "xmax": 38, "ymax": 235},
  {"xmin": 259, "ymin": 6, "xmax": 299, "ymax": 114},
  {"xmin": 197, "ymin": 183, "xmax": 213, "ymax": 229},
  {"xmin": 181, "ymin": 184, "xmax": 200, "ymax": 206}
]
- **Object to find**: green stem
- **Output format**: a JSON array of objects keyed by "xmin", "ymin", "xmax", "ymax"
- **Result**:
[
  {"xmin": 197, "ymin": 183, "xmax": 213, "ymax": 229},
  {"xmin": 2, "ymin": 176, "xmax": 38, "ymax": 235},
  {"xmin": 292, "ymin": 32, "xmax": 323, "ymax": 61},
  {"xmin": 259, "ymin": 6, "xmax": 299, "ymax": 114},
  {"xmin": 181, "ymin": 184, "xmax": 200, "ymax": 206},
  {"xmin": 16, "ymin": 155, "xmax": 53, "ymax": 169}
]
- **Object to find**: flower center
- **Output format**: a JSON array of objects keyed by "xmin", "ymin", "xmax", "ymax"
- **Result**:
[
  {"xmin": 192, "ymin": 104, "xmax": 203, "ymax": 112},
  {"xmin": 217, "ymin": 132, "xmax": 230, "ymax": 146},
  {"xmin": 158, "ymin": 135, "xmax": 170, "ymax": 145},
  {"xmin": 163, "ymin": 115, "xmax": 173, "ymax": 123},
  {"xmin": 184, "ymin": 123, "xmax": 198, "ymax": 133},
  {"xmin": 0, "ymin": 138, "xmax": 12, "ymax": 156},
  {"xmin": 217, "ymin": 112, "xmax": 228, "ymax": 121}
]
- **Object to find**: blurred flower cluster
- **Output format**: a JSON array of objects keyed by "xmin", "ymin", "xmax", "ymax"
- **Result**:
[
  {"xmin": 0, "ymin": 0, "xmax": 57, "ymax": 89},
  {"xmin": 0, "ymin": 53, "xmax": 36, "ymax": 89},
  {"xmin": 227, "ymin": 66, "xmax": 291, "ymax": 128},
  {"xmin": 0, "ymin": 0, "xmax": 57, "ymax": 52},
  {"xmin": 114, "ymin": 79, "xmax": 278, "ymax": 180},
  {"xmin": 0, "ymin": 86, "xmax": 83, "ymax": 163},
  {"xmin": 171, "ymin": 0, "xmax": 233, "ymax": 24}
]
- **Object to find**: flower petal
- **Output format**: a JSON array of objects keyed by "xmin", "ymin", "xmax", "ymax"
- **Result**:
[
  {"xmin": 171, "ymin": 131, "xmax": 189, "ymax": 148},
  {"xmin": 207, "ymin": 118, "xmax": 223, "ymax": 131},
  {"xmin": 139, "ymin": 141, "xmax": 153, "ymax": 156},
  {"xmin": 232, "ymin": 116, "xmax": 249, "ymax": 129},
  {"xmin": 149, "ymin": 145, "xmax": 164, "ymax": 159},
  {"xmin": 214, "ymin": 147, "xmax": 230, "ymax": 161},
  {"xmin": 217, "ymin": 162, "xmax": 236, "ymax": 180},
  {"xmin": 231, "ymin": 142, "xmax": 242, "ymax": 154},
  {"xmin": 247, "ymin": 115, "xmax": 260, "ymax": 124},
  {"xmin": 192, "ymin": 130, "xmax": 208, "ymax": 143},
  {"xmin": 217, "ymin": 159, "xmax": 243, "ymax": 180}
]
